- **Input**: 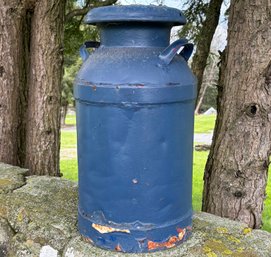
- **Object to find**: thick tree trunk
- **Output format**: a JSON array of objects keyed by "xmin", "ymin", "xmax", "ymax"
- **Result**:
[
  {"xmin": 0, "ymin": 0, "xmax": 65, "ymax": 176},
  {"xmin": 24, "ymin": 0, "xmax": 65, "ymax": 176},
  {"xmin": 0, "ymin": 1, "xmax": 25, "ymax": 165},
  {"xmin": 202, "ymin": 0, "xmax": 271, "ymax": 228},
  {"xmin": 191, "ymin": 0, "xmax": 223, "ymax": 104}
]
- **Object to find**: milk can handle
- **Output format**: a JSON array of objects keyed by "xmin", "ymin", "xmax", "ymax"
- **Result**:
[
  {"xmin": 79, "ymin": 41, "xmax": 100, "ymax": 62},
  {"xmin": 159, "ymin": 38, "xmax": 193, "ymax": 65}
]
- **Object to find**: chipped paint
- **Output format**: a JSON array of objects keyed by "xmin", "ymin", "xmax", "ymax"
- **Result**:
[
  {"xmin": 148, "ymin": 236, "xmax": 178, "ymax": 250},
  {"xmin": 115, "ymin": 244, "xmax": 122, "ymax": 252},
  {"xmin": 92, "ymin": 223, "xmax": 130, "ymax": 234},
  {"xmin": 147, "ymin": 228, "xmax": 187, "ymax": 251},
  {"xmin": 177, "ymin": 228, "xmax": 186, "ymax": 240},
  {"xmin": 82, "ymin": 236, "xmax": 94, "ymax": 244}
]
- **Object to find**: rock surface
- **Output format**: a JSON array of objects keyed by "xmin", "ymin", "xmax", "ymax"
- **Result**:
[{"xmin": 0, "ymin": 162, "xmax": 270, "ymax": 257}]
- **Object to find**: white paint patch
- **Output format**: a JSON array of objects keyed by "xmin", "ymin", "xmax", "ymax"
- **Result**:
[{"xmin": 39, "ymin": 245, "xmax": 58, "ymax": 257}]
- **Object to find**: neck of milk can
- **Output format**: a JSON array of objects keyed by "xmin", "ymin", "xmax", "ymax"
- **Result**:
[{"xmin": 99, "ymin": 23, "xmax": 171, "ymax": 47}]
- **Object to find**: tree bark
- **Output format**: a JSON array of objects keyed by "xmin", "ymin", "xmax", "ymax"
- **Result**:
[
  {"xmin": 0, "ymin": 0, "xmax": 65, "ymax": 176},
  {"xmin": 191, "ymin": 0, "xmax": 223, "ymax": 104},
  {"xmin": 202, "ymin": 0, "xmax": 271, "ymax": 228},
  {"xmin": 0, "ymin": 1, "xmax": 27, "ymax": 165},
  {"xmin": 24, "ymin": 0, "xmax": 65, "ymax": 176}
]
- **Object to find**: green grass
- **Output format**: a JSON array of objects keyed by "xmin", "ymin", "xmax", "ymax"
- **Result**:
[
  {"xmin": 194, "ymin": 114, "xmax": 216, "ymax": 133},
  {"xmin": 65, "ymin": 114, "xmax": 76, "ymax": 125},
  {"xmin": 60, "ymin": 113, "xmax": 271, "ymax": 232},
  {"xmin": 60, "ymin": 159, "xmax": 78, "ymax": 181},
  {"xmin": 192, "ymin": 151, "xmax": 208, "ymax": 211},
  {"xmin": 61, "ymin": 131, "xmax": 77, "ymax": 148},
  {"xmin": 263, "ymin": 173, "xmax": 271, "ymax": 231}
]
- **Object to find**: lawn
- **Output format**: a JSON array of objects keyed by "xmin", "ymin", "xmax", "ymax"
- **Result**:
[
  {"xmin": 60, "ymin": 114, "xmax": 271, "ymax": 232},
  {"xmin": 194, "ymin": 114, "xmax": 216, "ymax": 133},
  {"xmin": 65, "ymin": 114, "xmax": 76, "ymax": 125}
]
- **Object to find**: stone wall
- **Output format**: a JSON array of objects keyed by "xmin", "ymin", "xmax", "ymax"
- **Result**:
[{"xmin": 0, "ymin": 163, "xmax": 270, "ymax": 257}]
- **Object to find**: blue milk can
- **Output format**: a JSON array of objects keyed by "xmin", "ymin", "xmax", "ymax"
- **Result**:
[{"xmin": 74, "ymin": 5, "xmax": 197, "ymax": 253}]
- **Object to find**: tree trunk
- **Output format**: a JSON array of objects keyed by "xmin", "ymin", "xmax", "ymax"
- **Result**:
[
  {"xmin": 24, "ymin": 0, "xmax": 65, "ymax": 176},
  {"xmin": 61, "ymin": 104, "xmax": 68, "ymax": 126},
  {"xmin": 195, "ymin": 53, "xmax": 220, "ymax": 114},
  {"xmin": 0, "ymin": 0, "xmax": 65, "ymax": 176},
  {"xmin": 202, "ymin": 0, "xmax": 271, "ymax": 228},
  {"xmin": 0, "ymin": 1, "xmax": 25, "ymax": 165},
  {"xmin": 191, "ymin": 0, "xmax": 223, "ymax": 103},
  {"xmin": 195, "ymin": 80, "xmax": 208, "ymax": 114}
]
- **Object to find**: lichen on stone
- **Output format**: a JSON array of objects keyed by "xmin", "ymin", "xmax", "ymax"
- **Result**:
[{"xmin": 0, "ymin": 163, "xmax": 271, "ymax": 257}]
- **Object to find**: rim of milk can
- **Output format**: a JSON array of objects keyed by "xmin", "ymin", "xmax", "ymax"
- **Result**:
[{"xmin": 84, "ymin": 5, "xmax": 187, "ymax": 25}]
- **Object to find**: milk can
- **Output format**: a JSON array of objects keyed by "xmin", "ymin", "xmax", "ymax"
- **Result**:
[{"xmin": 74, "ymin": 5, "xmax": 197, "ymax": 253}]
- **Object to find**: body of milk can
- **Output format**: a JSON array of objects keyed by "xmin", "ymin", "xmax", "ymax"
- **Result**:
[{"xmin": 74, "ymin": 5, "xmax": 197, "ymax": 253}]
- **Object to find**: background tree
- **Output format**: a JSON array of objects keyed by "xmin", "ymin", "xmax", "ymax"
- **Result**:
[
  {"xmin": 202, "ymin": 0, "xmax": 271, "ymax": 228},
  {"xmin": 180, "ymin": 0, "xmax": 224, "ymax": 111},
  {"xmin": 0, "ymin": 0, "xmax": 116, "ymax": 175},
  {"xmin": 0, "ymin": 0, "xmax": 66, "ymax": 176},
  {"xmin": 195, "ymin": 52, "xmax": 219, "ymax": 113}
]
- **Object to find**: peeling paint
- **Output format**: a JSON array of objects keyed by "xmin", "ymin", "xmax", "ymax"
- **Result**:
[
  {"xmin": 148, "ymin": 236, "xmax": 179, "ymax": 250},
  {"xmin": 147, "ymin": 228, "xmax": 187, "ymax": 250},
  {"xmin": 115, "ymin": 244, "xmax": 122, "ymax": 252},
  {"xmin": 177, "ymin": 228, "xmax": 186, "ymax": 240},
  {"xmin": 92, "ymin": 223, "xmax": 130, "ymax": 234},
  {"xmin": 82, "ymin": 236, "xmax": 94, "ymax": 244}
]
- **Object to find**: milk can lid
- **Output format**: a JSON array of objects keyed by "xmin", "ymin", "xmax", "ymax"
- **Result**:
[{"xmin": 84, "ymin": 5, "xmax": 186, "ymax": 26}]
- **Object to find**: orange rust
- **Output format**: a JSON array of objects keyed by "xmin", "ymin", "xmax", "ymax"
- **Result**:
[
  {"xmin": 147, "ymin": 228, "xmax": 187, "ymax": 251},
  {"xmin": 147, "ymin": 236, "xmax": 178, "ymax": 250},
  {"xmin": 186, "ymin": 226, "xmax": 192, "ymax": 231},
  {"xmin": 115, "ymin": 244, "xmax": 122, "ymax": 252},
  {"xmin": 82, "ymin": 236, "xmax": 94, "ymax": 244}
]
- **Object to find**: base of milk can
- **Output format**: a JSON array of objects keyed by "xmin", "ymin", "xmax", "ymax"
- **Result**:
[{"xmin": 78, "ymin": 210, "xmax": 192, "ymax": 253}]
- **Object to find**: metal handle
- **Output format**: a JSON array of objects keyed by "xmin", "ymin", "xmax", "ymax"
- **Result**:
[
  {"xmin": 159, "ymin": 38, "xmax": 193, "ymax": 65},
  {"xmin": 79, "ymin": 41, "xmax": 100, "ymax": 62}
]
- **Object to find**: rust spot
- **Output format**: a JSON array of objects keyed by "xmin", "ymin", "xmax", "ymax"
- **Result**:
[
  {"xmin": 92, "ymin": 85, "xmax": 97, "ymax": 91},
  {"xmin": 82, "ymin": 236, "xmax": 94, "ymax": 244},
  {"xmin": 148, "ymin": 236, "xmax": 178, "ymax": 250},
  {"xmin": 186, "ymin": 226, "xmax": 192, "ymax": 231},
  {"xmin": 147, "ymin": 228, "xmax": 187, "ymax": 251},
  {"xmin": 115, "ymin": 244, "xmax": 122, "ymax": 252},
  {"xmin": 92, "ymin": 223, "xmax": 130, "ymax": 234}
]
